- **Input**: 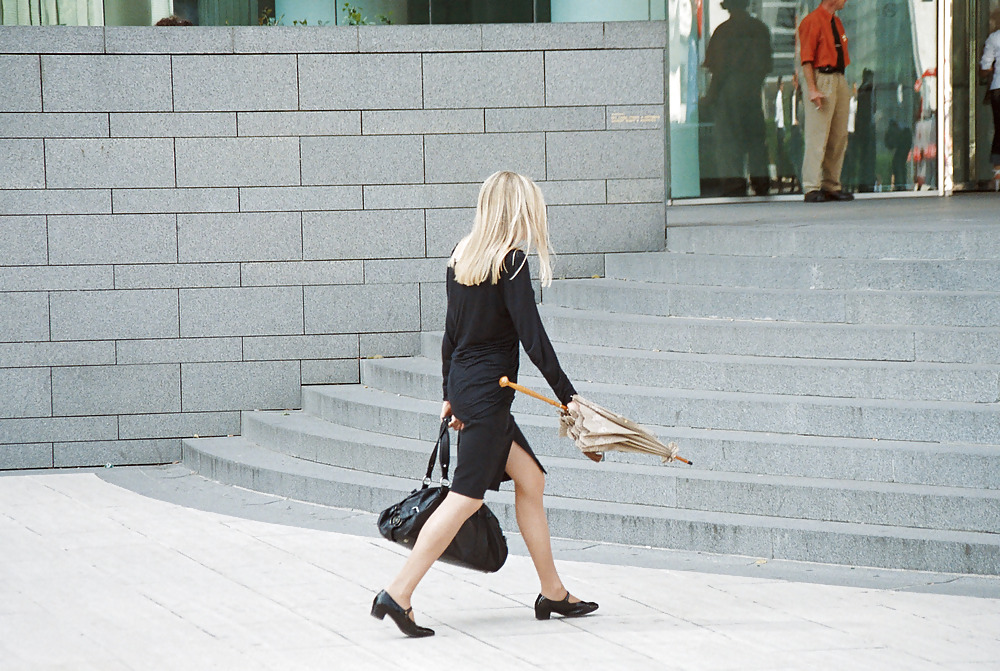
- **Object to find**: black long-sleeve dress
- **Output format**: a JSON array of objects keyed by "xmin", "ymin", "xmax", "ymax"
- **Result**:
[{"xmin": 442, "ymin": 249, "xmax": 576, "ymax": 499}]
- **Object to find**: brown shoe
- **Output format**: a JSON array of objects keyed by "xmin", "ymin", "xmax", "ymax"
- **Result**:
[
  {"xmin": 823, "ymin": 190, "xmax": 855, "ymax": 201},
  {"xmin": 804, "ymin": 190, "xmax": 828, "ymax": 203}
]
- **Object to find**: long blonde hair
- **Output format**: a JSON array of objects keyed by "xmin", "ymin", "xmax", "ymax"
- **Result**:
[{"xmin": 449, "ymin": 171, "xmax": 554, "ymax": 287}]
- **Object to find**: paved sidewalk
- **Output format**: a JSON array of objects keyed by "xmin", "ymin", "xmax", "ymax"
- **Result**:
[{"xmin": 2, "ymin": 466, "xmax": 999, "ymax": 671}]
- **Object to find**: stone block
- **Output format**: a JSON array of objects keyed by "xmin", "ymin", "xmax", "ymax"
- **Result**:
[
  {"xmin": 52, "ymin": 364, "xmax": 181, "ymax": 416},
  {"xmin": 358, "ymin": 24, "xmax": 481, "ymax": 52},
  {"xmin": 545, "ymin": 50, "xmax": 664, "ymax": 106},
  {"xmin": 0, "ymin": 443, "xmax": 52, "ymax": 470},
  {"xmin": 551, "ymin": 253, "xmax": 606, "ymax": 279},
  {"xmin": 603, "ymin": 20, "xmax": 667, "ymax": 48},
  {"xmin": 173, "ymin": 55, "xmax": 297, "ymax": 111},
  {"xmin": 0, "ymin": 112, "xmax": 108, "ymax": 138},
  {"xmin": 118, "ymin": 411, "xmax": 240, "ymax": 440},
  {"xmin": 547, "ymin": 130, "xmax": 663, "ymax": 180},
  {"xmin": 181, "ymin": 361, "xmax": 301, "ymax": 412},
  {"xmin": 303, "ymin": 209, "xmax": 424, "ymax": 259},
  {"xmin": 420, "ymin": 281, "xmax": 447, "ymax": 331},
  {"xmin": 180, "ymin": 286, "xmax": 304, "ymax": 337},
  {"xmin": 0, "ymin": 292, "xmax": 48, "ymax": 341},
  {"xmin": 362, "ymin": 183, "xmax": 479, "ymax": 210},
  {"xmin": 233, "ymin": 26, "xmax": 358, "ymax": 54},
  {"xmin": 48, "ymin": 214, "xmax": 177, "ymax": 265},
  {"xmin": 364, "ymin": 258, "xmax": 445, "ymax": 284},
  {"xmin": 0, "ymin": 265, "xmax": 112, "ymax": 292},
  {"xmin": 424, "ymin": 133, "xmax": 545, "ymax": 183},
  {"xmin": 608, "ymin": 178, "xmax": 666, "ymax": 203},
  {"xmin": 548, "ymin": 203, "xmax": 665, "ymax": 253},
  {"xmin": 0, "ymin": 189, "xmax": 110, "ymax": 215},
  {"xmin": 53, "ymin": 438, "xmax": 181, "ymax": 467},
  {"xmin": 238, "ymin": 111, "xmax": 359, "ymax": 136},
  {"xmin": 537, "ymin": 180, "xmax": 607, "ymax": 205},
  {"xmin": 301, "ymin": 359, "xmax": 359, "ymax": 385},
  {"xmin": 0, "ymin": 368, "xmax": 50, "ymax": 419},
  {"xmin": 114, "ymin": 263, "xmax": 240, "ymax": 290},
  {"xmin": 0, "ymin": 140, "xmax": 44, "ymax": 188},
  {"xmin": 424, "ymin": 208, "xmax": 474, "ymax": 256},
  {"xmin": 0, "ymin": 216, "xmax": 47, "ymax": 265},
  {"xmin": 485, "ymin": 106, "xmax": 605, "ymax": 133},
  {"xmin": 301, "ymin": 135, "xmax": 423, "ymax": 185},
  {"xmin": 362, "ymin": 109, "xmax": 483, "ymax": 135},
  {"xmin": 423, "ymin": 52, "xmax": 544, "ymax": 109},
  {"xmin": 105, "ymin": 26, "xmax": 233, "ymax": 54},
  {"xmin": 481, "ymin": 22, "xmax": 604, "ymax": 50},
  {"xmin": 177, "ymin": 212, "xmax": 301, "ymax": 263},
  {"xmin": 0, "ymin": 26, "xmax": 104, "ymax": 53},
  {"xmin": 304, "ymin": 284, "xmax": 420, "ymax": 334},
  {"xmin": 240, "ymin": 260, "xmax": 363, "ymax": 287},
  {"xmin": 110, "ymin": 113, "xmax": 236, "ymax": 138},
  {"xmin": 113, "ymin": 188, "xmax": 239, "ymax": 214},
  {"xmin": 0, "ymin": 416, "xmax": 116, "ymax": 445},
  {"xmin": 116, "ymin": 338, "xmax": 242, "ymax": 365},
  {"xmin": 176, "ymin": 137, "xmax": 300, "ymax": 187},
  {"xmin": 50, "ymin": 289, "xmax": 179, "ymax": 341},
  {"xmin": 41, "ymin": 55, "xmax": 172, "ymax": 112},
  {"xmin": 239, "ymin": 186, "xmax": 363, "ymax": 212},
  {"xmin": 607, "ymin": 105, "xmax": 665, "ymax": 130},
  {"xmin": 299, "ymin": 54, "xmax": 422, "ymax": 110},
  {"xmin": 0, "ymin": 341, "xmax": 115, "ymax": 368},
  {"xmin": 360, "ymin": 332, "xmax": 420, "ymax": 358},
  {"xmin": 0, "ymin": 56, "xmax": 40, "ymax": 112},
  {"xmin": 45, "ymin": 138, "xmax": 175, "ymax": 188},
  {"xmin": 243, "ymin": 334, "xmax": 358, "ymax": 360}
]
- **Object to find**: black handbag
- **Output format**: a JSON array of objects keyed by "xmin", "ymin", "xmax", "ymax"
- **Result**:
[{"xmin": 377, "ymin": 418, "xmax": 508, "ymax": 573}]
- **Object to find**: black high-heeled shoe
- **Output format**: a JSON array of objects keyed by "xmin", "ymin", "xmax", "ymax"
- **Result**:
[
  {"xmin": 371, "ymin": 590, "xmax": 435, "ymax": 638},
  {"xmin": 534, "ymin": 592, "xmax": 599, "ymax": 620}
]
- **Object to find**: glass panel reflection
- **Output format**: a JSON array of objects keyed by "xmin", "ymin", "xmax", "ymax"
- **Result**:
[{"xmin": 670, "ymin": 0, "xmax": 939, "ymax": 198}]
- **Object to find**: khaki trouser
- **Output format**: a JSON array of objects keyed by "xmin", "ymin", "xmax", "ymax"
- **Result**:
[{"xmin": 802, "ymin": 72, "xmax": 851, "ymax": 193}]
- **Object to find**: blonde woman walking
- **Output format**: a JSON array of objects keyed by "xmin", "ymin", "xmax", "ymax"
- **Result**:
[{"xmin": 371, "ymin": 171, "xmax": 598, "ymax": 638}]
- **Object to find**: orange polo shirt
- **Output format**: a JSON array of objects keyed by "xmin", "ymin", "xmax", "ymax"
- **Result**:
[{"xmin": 799, "ymin": 5, "xmax": 850, "ymax": 69}]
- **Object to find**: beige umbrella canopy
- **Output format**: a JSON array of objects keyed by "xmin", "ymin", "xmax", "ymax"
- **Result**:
[{"xmin": 499, "ymin": 377, "xmax": 691, "ymax": 465}]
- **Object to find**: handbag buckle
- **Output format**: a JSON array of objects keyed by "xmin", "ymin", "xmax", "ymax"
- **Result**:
[
  {"xmin": 422, "ymin": 477, "xmax": 431, "ymax": 486},
  {"xmin": 440, "ymin": 477, "xmax": 451, "ymax": 488}
]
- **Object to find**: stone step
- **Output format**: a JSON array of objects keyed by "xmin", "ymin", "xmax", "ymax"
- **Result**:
[
  {"xmin": 606, "ymin": 252, "xmax": 1000, "ymax": 292},
  {"xmin": 665, "ymin": 221, "xmax": 1000, "ymax": 260},
  {"xmin": 418, "ymin": 332, "xmax": 1000, "ymax": 403},
  {"xmin": 537, "ymin": 306, "xmax": 1000, "ymax": 365},
  {"xmin": 359, "ymin": 356, "xmax": 1000, "ymax": 445},
  {"xmin": 181, "ymin": 434, "xmax": 1000, "ymax": 575},
  {"xmin": 301, "ymin": 384, "xmax": 1000, "ymax": 490},
  {"xmin": 542, "ymin": 279, "xmax": 1000, "ymax": 327},
  {"xmin": 240, "ymin": 409, "xmax": 1000, "ymax": 534}
]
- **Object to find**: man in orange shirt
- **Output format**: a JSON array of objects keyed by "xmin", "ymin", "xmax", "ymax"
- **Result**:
[{"xmin": 798, "ymin": 0, "xmax": 854, "ymax": 202}]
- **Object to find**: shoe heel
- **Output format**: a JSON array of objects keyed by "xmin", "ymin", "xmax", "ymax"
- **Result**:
[
  {"xmin": 370, "ymin": 602, "xmax": 386, "ymax": 620},
  {"xmin": 535, "ymin": 608, "xmax": 551, "ymax": 621}
]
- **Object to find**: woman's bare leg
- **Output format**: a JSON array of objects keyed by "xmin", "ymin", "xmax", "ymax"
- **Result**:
[
  {"xmin": 384, "ymin": 491, "xmax": 483, "ymax": 614},
  {"xmin": 505, "ymin": 441, "xmax": 578, "ymax": 601}
]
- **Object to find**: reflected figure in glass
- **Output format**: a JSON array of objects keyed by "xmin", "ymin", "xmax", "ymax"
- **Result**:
[{"xmin": 701, "ymin": 0, "xmax": 773, "ymax": 196}]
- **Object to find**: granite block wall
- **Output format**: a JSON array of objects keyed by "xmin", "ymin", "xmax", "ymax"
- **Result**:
[{"xmin": 0, "ymin": 22, "xmax": 666, "ymax": 469}]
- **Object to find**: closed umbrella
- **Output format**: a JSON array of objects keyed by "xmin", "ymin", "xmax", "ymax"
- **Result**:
[{"xmin": 499, "ymin": 377, "xmax": 692, "ymax": 465}]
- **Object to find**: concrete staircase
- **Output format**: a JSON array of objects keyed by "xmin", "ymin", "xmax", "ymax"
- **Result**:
[{"xmin": 184, "ymin": 218, "xmax": 1000, "ymax": 575}]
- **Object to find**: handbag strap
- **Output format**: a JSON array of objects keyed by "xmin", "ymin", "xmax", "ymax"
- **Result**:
[{"xmin": 424, "ymin": 418, "xmax": 451, "ymax": 487}]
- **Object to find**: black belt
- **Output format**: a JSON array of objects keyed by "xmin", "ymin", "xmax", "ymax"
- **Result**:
[{"xmin": 816, "ymin": 66, "xmax": 845, "ymax": 74}]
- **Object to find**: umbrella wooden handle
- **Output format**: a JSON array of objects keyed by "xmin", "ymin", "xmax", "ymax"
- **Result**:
[{"xmin": 499, "ymin": 376, "xmax": 567, "ymax": 411}]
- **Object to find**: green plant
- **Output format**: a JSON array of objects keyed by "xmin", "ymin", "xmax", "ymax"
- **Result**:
[
  {"xmin": 259, "ymin": 9, "xmax": 330, "ymax": 26},
  {"xmin": 342, "ymin": 2, "xmax": 392, "ymax": 25},
  {"xmin": 258, "ymin": 8, "xmax": 284, "ymax": 25}
]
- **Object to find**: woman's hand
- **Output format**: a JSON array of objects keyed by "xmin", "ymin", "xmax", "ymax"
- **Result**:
[{"xmin": 441, "ymin": 400, "xmax": 464, "ymax": 431}]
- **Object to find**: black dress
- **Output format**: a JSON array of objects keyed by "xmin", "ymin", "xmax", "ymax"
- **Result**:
[{"xmin": 442, "ymin": 249, "xmax": 577, "ymax": 499}]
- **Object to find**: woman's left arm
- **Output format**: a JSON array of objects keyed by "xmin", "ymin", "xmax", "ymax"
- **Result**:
[{"xmin": 502, "ymin": 252, "xmax": 577, "ymax": 406}]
